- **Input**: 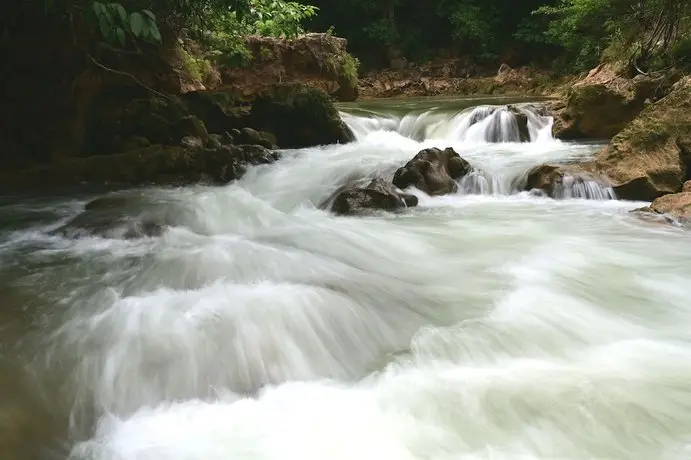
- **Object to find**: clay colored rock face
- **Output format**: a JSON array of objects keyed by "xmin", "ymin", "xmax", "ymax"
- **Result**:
[
  {"xmin": 595, "ymin": 79, "xmax": 691, "ymax": 201},
  {"xmin": 550, "ymin": 64, "xmax": 679, "ymax": 140},
  {"xmin": 521, "ymin": 163, "xmax": 615, "ymax": 199},
  {"xmin": 218, "ymin": 33, "xmax": 359, "ymax": 102},
  {"xmin": 330, "ymin": 178, "xmax": 418, "ymax": 215},
  {"xmin": 393, "ymin": 147, "xmax": 471, "ymax": 195},
  {"xmin": 249, "ymin": 83, "xmax": 355, "ymax": 148},
  {"xmin": 650, "ymin": 192, "xmax": 691, "ymax": 220}
]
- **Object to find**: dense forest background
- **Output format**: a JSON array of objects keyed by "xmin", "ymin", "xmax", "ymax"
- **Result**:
[
  {"xmin": 311, "ymin": 0, "xmax": 691, "ymax": 73},
  {"xmin": 2, "ymin": 0, "xmax": 690, "ymax": 75}
]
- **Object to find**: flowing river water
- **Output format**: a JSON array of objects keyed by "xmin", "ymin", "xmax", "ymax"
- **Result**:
[{"xmin": 2, "ymin": 96, "xmax": 691, "ymax": 459}]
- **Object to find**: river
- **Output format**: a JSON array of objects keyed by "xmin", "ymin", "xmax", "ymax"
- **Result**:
[{"xmin": 2, "ymin": 96, "xmax": 691, "ymax": 459}]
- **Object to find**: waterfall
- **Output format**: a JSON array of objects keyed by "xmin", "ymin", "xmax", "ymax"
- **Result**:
[
  {"xmin": 340, "ymin": 103, "xmax": 554, "ymax": 144},
  {"xmin": 339, "ymin": 102, "xmax": 613, "ymax": 200}
]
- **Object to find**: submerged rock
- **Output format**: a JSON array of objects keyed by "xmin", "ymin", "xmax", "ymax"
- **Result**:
[
  {"xmin": 465, "ymin": 105, "xmax": 531, "ymax": 143},
  {"xmin": 522, "ymin": 163, "xmax": 613, "ymax": 199},
  {"xmin": 634, "ymin": 192, "xmax": 691, "ymax": 223},
  {"xmin": 55, "ymin": 194, "xmax": 165, "ymax": 239},
  {"xmin": 249, "ymin": 83, "xmax": 355, "ymax": 148},
  {"xmin": 507, "ymin": 105, "xmax": 530, "ymax": 143},
  {"xmin": 595, "ymin": 78, "xmax": 691, "ymax": 201},
  {"xmin": 393, "ymin": 147, "xmax": 471, "ymax": 195},
  {"xmin": 331, "ymin": 178, "xmax": 418, "ymax": 215},
  {"xmin": 231, "ymin": 127, "xmax": 277, "ymax": 149}
]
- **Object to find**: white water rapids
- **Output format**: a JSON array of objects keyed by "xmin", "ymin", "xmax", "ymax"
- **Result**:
[{"xmin": 2, "ymin": 98, "xmax": 691, "ymax": 460}]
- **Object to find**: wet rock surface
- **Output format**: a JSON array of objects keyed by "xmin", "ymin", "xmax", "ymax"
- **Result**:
[
  {"xmin": 521, "ymin": 163, "xmax": 613, "ymax": 199},
  {"xmin": 633, "ymin": 192, "xmax": 691, "ymax": 224},
  {"xmin": 330, "ymin": 178, "xmax": 418, "ymax": 215},
  {"xmin": 393, "ymin": 147, "xmax": 471, "ymax": 195},
  {"xmin": 249, "ymin": 83, "xmax": 355, "ymax": 148}
]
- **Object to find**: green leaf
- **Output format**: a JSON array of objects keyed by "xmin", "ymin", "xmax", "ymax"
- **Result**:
[
  {"xmin": 108, "ymin": 3, "xmax": 127, "ymax": 23},
  {"xmin": 92, "ymin": 1, "xmax": 107, "ymax": 18},
  {"xmin": 115, "ymin": 27, "xmax": 126, "ymax": 47},
  {"xmin": 129, "ymin": 12, "xmax": 145, "ymax": 36},
  {"xmin": 98, "ymin": 14, "xmax": 112, "ymax": 38},
  {"xmin": 44, "ymin": 0, "xmax": 54, "ymax": 15},
  {"xmin": 149, "ymin": 24, "xmax": 162, "ymax": 42},
  {"xmin": 142, "ymin": 9, "xmax": 156, "ymax": 21}
]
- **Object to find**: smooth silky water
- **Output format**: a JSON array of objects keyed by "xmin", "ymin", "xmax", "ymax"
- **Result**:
[{"xmin": 2, "ymin": 96, "xmax": 691, "ymax": 459}]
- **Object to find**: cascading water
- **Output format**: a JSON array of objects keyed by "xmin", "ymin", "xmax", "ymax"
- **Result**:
[
  {"xmin": 341, "ymin": 103, "xmax": 554, "ymax": 143},
  {"xmin": 1, "ymin": 97, "xmax": 691, "ymax": 460},
  {"xmin": 340, "ymin": 101, "xmax": 613, "ymax": 198}
]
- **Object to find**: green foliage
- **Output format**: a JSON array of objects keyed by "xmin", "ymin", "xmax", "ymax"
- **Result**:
[
  {"xmin": 306, "ymin": 0, "xmax": 690, "ymax": 73},
  {"xmin": 179, "ymin": 47, "xmax": 213, "ymax": 81},
  {"xmin": 671, "ymin": 37, "xmax": 691, "ymax": 72},
  {"xmin": 248, "ymin": 0, "xmax": 318, "ymax": 37},
  {"xmin": 342, "ymin": 53, "xmax": 360, "ymax": 86},
  {"xmin": 192, "ymin": 0, "xmax": 319, "ymax": 68},
  {"xmin": 85, "ymin": 2, "xmax": 160, "ymax": 47}
]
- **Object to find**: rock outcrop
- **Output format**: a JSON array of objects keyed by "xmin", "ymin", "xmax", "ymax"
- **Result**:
[
  {"xmin": 217, "ymin": 33, "xmax": 359, "ymax": 102},
  {"xmin": 594, "ymin": 78, "xmax": 691, "ymax": 201},
  {"xmin": 330, "ymin": 178, "xmax": 418, "ymax": 215},
  {"xmin": 0, "ymin": 143, "xmax": 279, "ymax": 190},
  {"xmin": 551, "ymin": 63, "xmax": 680, "ymax": 140},
  {"xmin": 359, "ymin": 60, "xmax": 562, "ymax": 98},
  {"xmin": 248, "ymin": 83, "xmax": 355, "ymax": 148},
  {"xmin": 393, "ymin": 147, "xmax": 471, "ymax": 195},
  {"xmin": 0, "ymin": 17, "xmax": 357, "ymax": 188}
]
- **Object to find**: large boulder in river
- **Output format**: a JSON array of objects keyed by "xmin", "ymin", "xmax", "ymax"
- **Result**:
[
  {"xmin": 594, "ymin": 78, "xmax": 691, "ymax": 201},
  {"xmin": 551, "ymin": 63, "xmax": 679, "ymax": 140},
  {"xmin": 248, "ymin": 83, "xmax": 355, "ymax": 148},
  {"xmin": 330, "ymin": 178, "xmax": 418, "ymax": 215},
  {"xmin": 393, "ymin": 147, "xmax": 471, "ymax": 195}
]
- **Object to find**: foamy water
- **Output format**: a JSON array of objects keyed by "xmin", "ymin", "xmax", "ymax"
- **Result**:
[{"xmin": 1, "ymin": 99, "xmax": 690, "ymax": 460}]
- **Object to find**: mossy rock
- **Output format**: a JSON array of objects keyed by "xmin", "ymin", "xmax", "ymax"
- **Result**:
[
  {"xmin": 249, "ymin": 83, "xmax": 354, "ymax": 149},
  {"xmin": 181, "ymin": 91, "xmax": 246, "ymax": 134},
  {"xmin": 85, "ymin": 91, "xmax": 195, "ymax": 154}
]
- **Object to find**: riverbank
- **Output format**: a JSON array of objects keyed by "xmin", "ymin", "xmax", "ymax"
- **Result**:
[{"xmin": 358, "ymin": 60, "xmax": 570, "ymax": 99}]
